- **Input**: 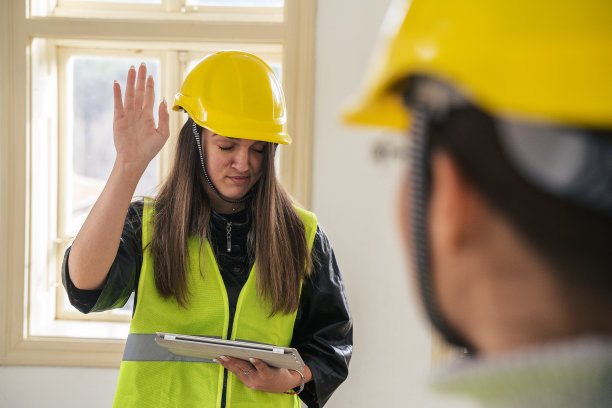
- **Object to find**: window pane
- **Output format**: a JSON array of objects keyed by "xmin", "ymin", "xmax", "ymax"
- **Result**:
[
  {"xmin": 269, "ymin": 62, "xmax": 281, "ymax": 81},
  {"xmin": 186, "ymin": 0, "xmax": 283, "ymax": 7},
  {"xmin": 68, "ymin": 56, "xmax": 161, "ymax": 236}
]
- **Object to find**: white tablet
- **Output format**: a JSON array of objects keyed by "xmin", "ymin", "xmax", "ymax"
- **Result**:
[{"xmin": 154, "ymin": 332, "xmax": 305, "ymax": 371}]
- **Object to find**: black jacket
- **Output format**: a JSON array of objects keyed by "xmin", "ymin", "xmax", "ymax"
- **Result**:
[{"xmin": 62, "ymin": 201, "xmax": 352, "ymax": 407}]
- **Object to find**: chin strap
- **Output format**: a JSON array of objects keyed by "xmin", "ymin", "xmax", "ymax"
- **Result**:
[
  {"xmin": 409, "ymin": 104, "xmax": 474, "ymax": 353},
  {"xmin": 192, "ymin": 121, "xmax": 251, "ymax": 205}
]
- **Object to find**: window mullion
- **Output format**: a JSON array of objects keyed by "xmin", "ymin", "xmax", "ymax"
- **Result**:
[
  {"xmin": 164, "ymin": 0, "xmax": 185, "ymax": 13},
  {"xmin": 25, "ymin": 17, "xmax": 284, "ymax": 45},
  {"xmin": 159, "ymin": 50, "xmax": 184, "ymax": 179}
]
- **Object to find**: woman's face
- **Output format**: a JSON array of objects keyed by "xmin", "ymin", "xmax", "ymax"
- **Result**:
[{"xmin": 202, "ymin": 128, "xmax": 266, "ymax": 201}]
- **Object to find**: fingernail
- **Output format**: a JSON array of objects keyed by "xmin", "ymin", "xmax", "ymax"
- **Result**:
[
  {"xmin": 249, "ymin": 358, "xmax": 255, "ymax": 363},
  {"xmin": 141, "ymin": 62, "xmax": 146, "ymax": 67},
  {"xmin": 213, "ymin": 359, "xmax": 219, "ymax": 363},
  {"xmin": 130, "ymin": 65, "xmax": 135, "ymax": 70},
  {"xmin": 114, "ymin": 80, "xmax": 117, "ymax": 84},
  {"xmin": 221, "ymin": 356, "xmax": 229, "ymax": 361},
  {"xmin": 162, "ymin": 97, "xmax": 167, "ymax": 105}
]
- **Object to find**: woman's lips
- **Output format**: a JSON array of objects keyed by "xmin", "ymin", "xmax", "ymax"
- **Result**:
[{"xmin": 228, "ymin": 176, "xmax": 250, "ymax": 185}]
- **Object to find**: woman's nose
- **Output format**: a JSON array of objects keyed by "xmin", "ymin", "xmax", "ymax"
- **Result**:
[{"xmin": 232, "ymin": 148, "xmax": 250, "ymax": 172}]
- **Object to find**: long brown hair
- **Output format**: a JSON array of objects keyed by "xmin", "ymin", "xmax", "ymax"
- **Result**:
[{"xmin": 150, "ymin": 118, "xmax": 311, "ymax": 314}]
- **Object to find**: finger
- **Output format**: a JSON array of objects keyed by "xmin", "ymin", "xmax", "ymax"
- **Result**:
[
  {"xmin": 249, "ymin": 358, "xmax": 269, "ymax": 373},
  {"xmin": 225, "ymin": 356, "xmax": 256, "ymax": 375},
  {"xmin": 124, "ymin": 66, "xmax": 136, "ymax": 111},
  {"xmin": 215, "ymin": 356, "xmax": 251, "ymax": 379},
  {"xmin": 142, "ymin": 75, "xmax": 155, "ymax": 114},
  {"xmin": 157, "ymin": 98, "xmax": 170, "ymax": 138},
  {"xmin": 134, "ymin": 62, "xmax": 147, "ymax": 109},
  {"xmin": 213, "ymin": 356, "xmax": 233, "ymax": 374},
  {"xmin": 113, "ymin": 81, "xmax": 123, "ymax": 120},
  {"xmin": 213, "ymin": 356, "xmax": 228, "ymax": 368},
  {"xmin": 215, "ymin": 355, "xmax": 237, "ymax": 370},
  {"xmin": 224, "ymin": 356, "xmax": 246, "ymax": 369}
]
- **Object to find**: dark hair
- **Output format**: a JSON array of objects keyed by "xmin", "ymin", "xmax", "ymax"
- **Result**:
[
  {"xmin": 150, "ymin": 118, "xmax": 310, "ymax": 313},
  {"xmin": 427, "ymin": 106, "xmax": 612, "ymax": 295}
]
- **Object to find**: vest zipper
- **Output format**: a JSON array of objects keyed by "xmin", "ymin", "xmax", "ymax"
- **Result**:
[
  {"xmin": 221, "ymin": 255, "xmax": 235, "ymax": 408},
  {"xmin": 220, "ymin": 313, "xmax": 235, "ymax": 408},
  {"xmin": 226, "ymin": 222, "xmax": 232, "ymax": 253}
]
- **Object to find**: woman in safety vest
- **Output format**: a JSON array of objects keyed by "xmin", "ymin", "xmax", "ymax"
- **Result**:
[{"xmin": 62, "ymin": 50, "xmax": 352, "ymax": 408}]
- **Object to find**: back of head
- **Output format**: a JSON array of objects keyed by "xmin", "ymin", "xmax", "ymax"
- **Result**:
[{"xmin": 344, "ymin": 0, "xmax": 612, "ymax": 349}]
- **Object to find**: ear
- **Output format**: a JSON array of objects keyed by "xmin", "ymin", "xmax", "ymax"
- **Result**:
[{"xmin": 429, "ymin": 150, "xmax": 483, "ymax": 253}]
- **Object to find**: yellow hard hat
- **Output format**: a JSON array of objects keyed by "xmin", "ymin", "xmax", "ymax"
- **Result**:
[
  {"xmin": 173, "ymin": 50, "xmax": 291, "ymax": 144},
  {"xmin": 343, "ymin": 0, "xmax": 612, "ymax": 130}
]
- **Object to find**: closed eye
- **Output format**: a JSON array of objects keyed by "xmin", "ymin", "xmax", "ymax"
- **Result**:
[
  {"xmin": 218, "ymin": 145, "xmax": 234, "ymax": 151},
  {"xmin": 252, "ymin": 143, "xmax": 266, "ymax": 154}
]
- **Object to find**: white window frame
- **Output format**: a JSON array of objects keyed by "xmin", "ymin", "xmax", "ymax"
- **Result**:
[
  {"xmin": 52, "ymin": 1, "xmax": 285, "ymax": 23},
  {"xmin": 0, "ymin": 0, "xmax": 315, "ymax": 367}
]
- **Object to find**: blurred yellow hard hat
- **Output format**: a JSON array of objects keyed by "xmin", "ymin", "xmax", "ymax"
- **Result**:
[
  {"xmin": 343, "ymin": 0, "xmax": 612, "ymax": 130},
  {"xmin": 173, "ymin": 50, "xmax": 291, "ymax": 144}
]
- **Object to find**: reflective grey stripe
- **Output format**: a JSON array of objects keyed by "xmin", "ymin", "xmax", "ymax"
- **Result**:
[{"xmin": 122, "ymin": 333, "xmax": 215, "ymax": 363}]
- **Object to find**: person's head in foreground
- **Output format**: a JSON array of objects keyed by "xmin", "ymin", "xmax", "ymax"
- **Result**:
[{"xmin": 344, "ymin": 0, "xmax": 612, "ymax": 406}]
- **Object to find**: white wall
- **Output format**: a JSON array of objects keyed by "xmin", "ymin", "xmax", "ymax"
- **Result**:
[
  {"xmin": 0, "ymin": 366, "xmax": 118, "ymax": 407},
  {"xmin": 0, "ymin": 1, "xmax": 471, "ymax": 407},
  {"xmin": 310, "ymin": 0, "xmax": 439, "ymax": 406}
]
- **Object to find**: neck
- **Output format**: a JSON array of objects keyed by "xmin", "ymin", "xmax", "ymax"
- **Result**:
[
  {"xmin": 205, "ymin": 185, "xmax": 246, "ymax": 214},
  {"xmin": 211, "ymin": 201, "xmax": 245, "ymax": 214},
  {"xmin": 452, "ymin": 218, "xmax": 612, "ymax": 355}
]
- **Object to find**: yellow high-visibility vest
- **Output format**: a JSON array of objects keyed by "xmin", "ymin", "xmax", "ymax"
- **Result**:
[{"xmin": 113, "ymin": 199, "xmax": 317, "ymax": 407}]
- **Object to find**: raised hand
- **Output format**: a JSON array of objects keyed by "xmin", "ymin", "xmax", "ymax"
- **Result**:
[
  {"xmin": 113, "ymin": 63, "xmax": 169, "ymax": 174},
  {"xmin": 68, "ymin": 63, "xmax": 170, "ymax": 290}
]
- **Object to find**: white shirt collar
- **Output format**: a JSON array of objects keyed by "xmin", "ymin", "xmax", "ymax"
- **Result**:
[{"xmin": 431, "ymin": 336, "xmax": 612, "ymax": 408}]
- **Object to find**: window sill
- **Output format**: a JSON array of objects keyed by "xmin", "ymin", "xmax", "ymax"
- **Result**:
[{"xmin": 1, "ymin": 334, "xmax": 126, "ymax": 368}]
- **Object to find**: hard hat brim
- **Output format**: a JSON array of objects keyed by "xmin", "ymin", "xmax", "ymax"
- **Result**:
[{"xmin": 173, "ymin": 101, "xmax": 291, "ymax": 145}]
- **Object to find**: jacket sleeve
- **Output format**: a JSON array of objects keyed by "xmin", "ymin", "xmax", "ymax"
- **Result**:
[
  {"xmin": 61, "ymin": 201, "xmax": 144, "ymax": 314},
  {"xmin": 292, "ymin": 226, "xmax": 353, "ymax": 407}
]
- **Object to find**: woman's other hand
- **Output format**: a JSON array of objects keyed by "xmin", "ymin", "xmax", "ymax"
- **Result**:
[
  {"xmin": 214, "ymin": 356, "xmax": 311, "ymax": 394},
  {"xmin": 113, "ymin": 63, "xmax": 169, "ymax": 174}
]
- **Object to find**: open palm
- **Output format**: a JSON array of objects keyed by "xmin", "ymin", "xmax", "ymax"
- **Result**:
[{"xmin": 113, "ymin": 63, "xmax": 169, "ymax": 173}]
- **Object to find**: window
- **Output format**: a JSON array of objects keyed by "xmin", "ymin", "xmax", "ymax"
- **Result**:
[{"xmin": 0, "ymin": 0, "xmax": 315, "ymax": 367}]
